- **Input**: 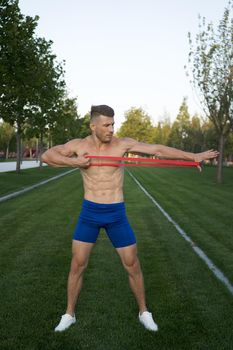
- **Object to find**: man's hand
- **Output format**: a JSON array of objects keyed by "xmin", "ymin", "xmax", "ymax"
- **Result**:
[
  {"xmin": 194, "ymin": 149, "xmax": 219, "ymax": 163},
  {"xmin": 74, "ymin": 154, "xmax": 91, "ymax": 169}
]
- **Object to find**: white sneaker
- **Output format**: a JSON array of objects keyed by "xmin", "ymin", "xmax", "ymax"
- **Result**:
[
  {"xmin": 139, "ymin": 311, "xmax": 158, "ymax": 331},
  {"xmin": 54, "ymin": 313, "xmax": 76, "ymax": 332}
]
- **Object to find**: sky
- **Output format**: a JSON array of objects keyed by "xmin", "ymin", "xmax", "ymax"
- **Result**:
[{"xmin": 19, "ymin": 0, "xmax": 226, "ymax": 130}]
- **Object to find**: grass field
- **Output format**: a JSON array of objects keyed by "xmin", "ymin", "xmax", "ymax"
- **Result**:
[
  {"xmin": 0, "ymin": 166, "xmax": 233, "ymax": 350},
  {"xmin": 0, "ymin": 167, "xmax": 72, "ymax": 197}
]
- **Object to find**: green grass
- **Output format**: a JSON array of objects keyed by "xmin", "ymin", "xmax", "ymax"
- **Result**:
[
  {"xmin": 0, "ymin": 167, "xmax": 233, "ymax": 350},
  {"xmin": 0, "ymin": 159, "xmax": 15, "ymax": 162},
  {"xmin": 128, "ymin": 166, "xmax": 233, "ymax": 282},
  {"xmin": 0, "ymin": 166, "xmax": 72, "ymax": 197}
]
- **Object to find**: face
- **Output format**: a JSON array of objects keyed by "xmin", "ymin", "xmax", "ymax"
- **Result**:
[{"xmin": 90, "ymin": 115, "xmax": 114, "ymax": 143}]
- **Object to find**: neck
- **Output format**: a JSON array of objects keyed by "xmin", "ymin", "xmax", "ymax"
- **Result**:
[{"xmin": 90, "ymin": 134, "xmax": 111, "ymax": 150}]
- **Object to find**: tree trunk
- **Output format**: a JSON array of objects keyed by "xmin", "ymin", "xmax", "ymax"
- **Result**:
[
  {"xmin": 48, "ymin": 133, "xmax": 53, "ymax": 148},
  {"xmin": 6, "ymin": 142, "xmax": 9, "ymax": 160},
  {"xmin": 39, "ymin": 132, "xmax": 43, "ymax": 168},
  {"xmin": 217, "ymin": 133, "xmax": 224, "ymax": 183},
  {"xmin": 16, "ymin": 128, "xmax": 21, "ymax": 173},
  {"xmin": 21, "ymin": 138, "xmax": 23, "ymax": 164},
  {"xmin": 36, "ymin": 138, "xmax": 39, "ymax": 162}
]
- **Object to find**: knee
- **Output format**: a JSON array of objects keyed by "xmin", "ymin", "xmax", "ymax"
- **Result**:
[
  {"xmin": 70, "ymin": 255, "xmax": 88, "ymax": 274},
  {"xmin": 123, "ymin": 256, "xmax": 141, "ymax": 275}
]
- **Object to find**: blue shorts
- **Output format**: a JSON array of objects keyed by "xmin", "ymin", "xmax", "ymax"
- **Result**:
[{"xmin": 73, "ymin": 199, "xmax": 136, "ymax": 248}]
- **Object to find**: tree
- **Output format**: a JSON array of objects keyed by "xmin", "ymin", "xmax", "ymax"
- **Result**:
[
  {"xmin": 27, "ymin": 37, "xmax": 66, "ymax": 167},
  {"xmin": 50, "ymin": 97, "xmax": 81, "ymax": 145},
  {"xmin": 225, "ymin": 131, "xmax": 233, "ymax": 160},
  {"xmin": 202, "ymin": 119, "xmax": 219, "ymax": 154},
  {"xmin": 168, "ymin": 98, "xmax": 192, "ymax": 150},
  {"xmin": 153, "ymin": 112, "xmax": 171, "ymax": 145},
  {"xmin": 0, "ymin": 0, "xmax": 40, "ymax": 172},
  {"xmin": 0, "ymin": 121, "xmax": 15, "ymax": 158},
  {"xmin": 117, "ymin": 107, "xmax": 155, "ymax": 143},
  {"xmin": 78, "ymin": 113, "xmax": 91, "ymax": 138},
  {"xmin": 189, "ymin": 114, "xmax": 204, "ymax": 153},
  {"xmin": 22, "ymin": 136, "xmax": 37, "ymax": 158},
  {"xmin": 186, "ymin": 1, "xmax": 233, "ymax": 182},
  {"xmin": 0, "ymin": 0, "xmax": 66, "ymax": 171}
]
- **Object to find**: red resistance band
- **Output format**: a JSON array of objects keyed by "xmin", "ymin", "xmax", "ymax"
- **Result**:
[{"xmin": 86, "ymin": 155, "xmax": 201, "ymax": 168}]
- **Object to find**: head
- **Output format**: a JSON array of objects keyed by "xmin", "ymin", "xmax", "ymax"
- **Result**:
[{"xmin": 90, "ymin": 105, "xmax": 115, "ymax": 143}]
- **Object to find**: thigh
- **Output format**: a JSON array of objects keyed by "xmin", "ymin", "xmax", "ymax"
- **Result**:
[
  {"xmin": 105, "ymin": 216, "xmax": 136, "ymax": 248},
  {"xmin": 73, "ymin": 217, "xmax": 100, "ymax": 244},
  {"xmin": 116, "ymin": 243, "xmax": 138, "ymax": 267},
  {"xmin": 71, "ymin": 240, "xmax": 94, "ymax": 265}
]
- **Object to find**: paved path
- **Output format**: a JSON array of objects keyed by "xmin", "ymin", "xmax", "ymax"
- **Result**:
[{"xmin": 0, "ymin": 160, "xmax": 47, "ymax": 173}]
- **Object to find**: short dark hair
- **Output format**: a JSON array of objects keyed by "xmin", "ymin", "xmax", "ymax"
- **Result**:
[{"xmin": 90, "ymin": 105, "xmax": 114, "ymax": 119}]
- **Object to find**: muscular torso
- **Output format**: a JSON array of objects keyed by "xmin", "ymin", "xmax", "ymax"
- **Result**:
[{"xmin": 76, "ymin": 136, "xmax": 128, "ymax": 204}]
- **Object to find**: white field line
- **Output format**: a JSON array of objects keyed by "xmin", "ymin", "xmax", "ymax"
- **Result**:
[
  {"xmin": 0, "ymin": 169, "xmax": 78, "ymax": 203},
  {"xmin": 128, "ymin": 170, "xmax": 233, "ymax": 295}
]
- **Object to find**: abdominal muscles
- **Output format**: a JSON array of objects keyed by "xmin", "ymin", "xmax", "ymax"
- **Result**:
[{"xmin": 80, "ymin": 166, "xmax": 124, "ymax": 204}]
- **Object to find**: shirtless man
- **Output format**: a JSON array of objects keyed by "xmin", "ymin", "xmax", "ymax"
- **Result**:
[{"xmin": 41, "ymin": 104, "xmax": 218, "ymax": 332}]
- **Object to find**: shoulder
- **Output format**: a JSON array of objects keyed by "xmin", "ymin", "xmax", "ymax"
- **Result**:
[
  {"xmin": 52, "ymin": 138, "xmax": 84, "ymax": 155},
  {"xmin": 65, "ymin": 137, "xmax": 96, "ymax": 153},
  {"xmin": 63, "ymin": 138, "xmax": 82, "ymax": 151},
  {"xmin": 115, "ymin": 137, "xmax": 138, "ymax": 151}
]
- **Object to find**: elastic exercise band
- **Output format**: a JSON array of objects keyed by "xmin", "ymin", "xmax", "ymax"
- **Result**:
[{"xmin": 86, "ymin": 155, "xmax": 200, "ymax": 168}]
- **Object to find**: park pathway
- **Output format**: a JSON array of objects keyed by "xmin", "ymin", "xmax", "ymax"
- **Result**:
[{"xmin": 0, "ymin": 160, "xmax": 47, "ymax": 173}]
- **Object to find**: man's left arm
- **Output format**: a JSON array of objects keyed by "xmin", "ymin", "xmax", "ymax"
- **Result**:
[{"xmin": 123, "ymin": 138, "xmax": 219, "ymax": 162}]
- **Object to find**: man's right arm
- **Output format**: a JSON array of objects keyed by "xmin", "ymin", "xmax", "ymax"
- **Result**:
[{"xmin": 41, "ymin": 140, "xmax": 90, "ymax": 168}]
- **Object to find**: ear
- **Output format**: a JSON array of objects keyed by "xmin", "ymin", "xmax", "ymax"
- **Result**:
[{"xmin": 90, "ymin": 122, "xmax": 96, "ymax": 132}]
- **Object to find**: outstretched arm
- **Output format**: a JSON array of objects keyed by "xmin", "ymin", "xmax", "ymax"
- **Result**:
[
  {"xmin": 123, "ymin": 138, "xmax": 219, "ymax": 162},
  {"xmin": 41, "ymin": 139, "xmax": 90, "ymax": 168}
]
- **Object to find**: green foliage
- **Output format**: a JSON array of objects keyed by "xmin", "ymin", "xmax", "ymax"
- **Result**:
[
  {"xmin": 225, "ymin": 131, "xmax": 233, "ymax": 158},
  {"xmin": 168, "ymin": 112, "xmax": 205, "ymax": 154},
  {"xmin": 189, "ymin": 114, "xmax": 203, "ymax": 152},
  {"xmin": 78, "ymin": 113, "xmax": 91, "ymax": 138},
  {"xmin": 187, "ymin": 3, "xmax": 233, "ymax": 134},
  {"xmin": 116, "ymin": 101, "xmax": 233, "ymax": 159},
  {"xmin": 153, "ymin": 116, "xmax": 171, "ymax": 145},
  {"xmin": 0, "ymin": 120, "xmax": 15, "ymax": 157},
  {"xmin": 202, "ymin": 119, "xmax": 218, "ymax": 151},
  {"xmin": 50, "ymin": 97, "xmax": 81, "ymax": 145},
  {"xmin": 168, "ymin": 98, "xmax": 193, "ymax": 151},
  {"xmin": 186, "ymin": 0, "xmax": 233, "ymax": 181},
  {"xmin": 0, "ymin": 121, "xmax": 15, "ymax": 146},
  {"xmin": 27, "ymin": 37, "xmax": 66, "ymax": 138},
  {"xmin": 0, "ymin": 0, "xmax": 66, "ymax": 170},
  {"xmin": 0, "ymin": 0, "xmax": 39, "ymax": 126},
  {"xmin": 117, "ymin": 107, "xmax": 155, "ymax": 142}
]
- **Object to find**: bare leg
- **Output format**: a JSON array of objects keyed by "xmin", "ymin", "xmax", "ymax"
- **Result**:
[
  {"xmin": 116, "ymin": 244, "xmax": 147, "ymax": 314},
  {"xmin": 66, "ymin": 240, "xmax": 94, "ymax": 316}
]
